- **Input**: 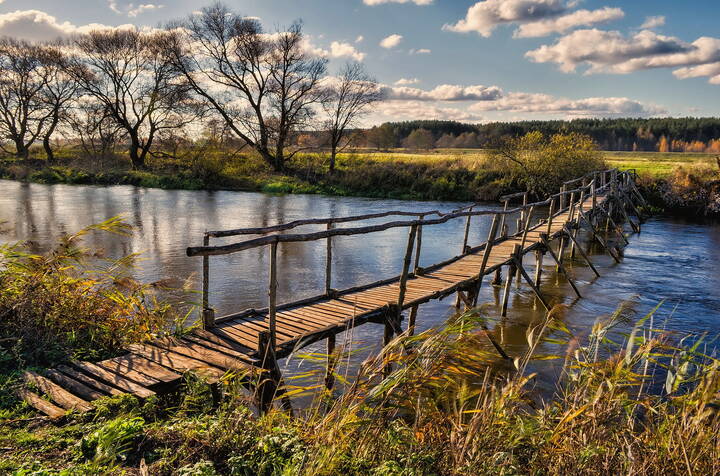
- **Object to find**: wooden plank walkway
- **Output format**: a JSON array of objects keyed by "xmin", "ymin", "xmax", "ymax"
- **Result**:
[{"xmin": 19, "ymin": 169, "xmax": 646, "ymax": 416}]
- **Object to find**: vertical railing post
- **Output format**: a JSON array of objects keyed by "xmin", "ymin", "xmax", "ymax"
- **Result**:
[
  {"xmin": 591, "ymin": 175, "xmax": 597, "ymax": 212},
  {"xmin": 499, "ymin": 200, "xmax": 509, "ymax": 237},
  {"xmin": 201, "ymin": 233, "xmax": 215, "ymax": 329},
  {"xmin": 472, "ymin": 213, "xmax": 500, "ymax": 306},
  {"xmin": 546, "ymin": 198, "xmax": 556, "ymax": 235},
  {"xmin": 268, "ymin": 241, "xmax": 278, "ymax": 352},
  {"xmin": 397, "ymin": 224, "xmax": 418, "ymax": 312},
  {"xmin": 462, "ymin": 208, "xmax": 473, "ymax": 254},
  {"xmin": 414, "ymin": 214, "xmax": 424, "ymax": 272},
  {"xmin": 560, "ymin": 184, "xmax": 567, "ymax": 210},
  {"xmin": 325, "ymin": 222, "xmax": 333, "ymax": 296}
]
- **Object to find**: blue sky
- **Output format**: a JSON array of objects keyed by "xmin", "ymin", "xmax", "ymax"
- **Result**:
[{"xmin": 2, "ymin": 0, "xmax": 719, "ymax": 124}]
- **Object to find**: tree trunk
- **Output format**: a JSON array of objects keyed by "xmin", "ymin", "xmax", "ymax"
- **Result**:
[
  {"xmin": 43, "ymin": 136, "xmax": 54, "ymax": 164},
  {"xmin": 14, "ymin": 139, "xmax": 28, "ymax": 159},
  {"xmin": 128, "ymin": 133, "xmax": 144, "ymax": 170},
  {"xmin": 44, "ymin": 111, "xmax": 60, "ymax": 164},
  {"xmin": 329, "ymin": 143, "xmax": 337, "ymax": 173}
]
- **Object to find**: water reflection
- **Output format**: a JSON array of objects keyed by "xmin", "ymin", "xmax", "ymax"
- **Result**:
[{"xmin": 1, "ymin": 180, "xmax": 719, "ymax": 397}]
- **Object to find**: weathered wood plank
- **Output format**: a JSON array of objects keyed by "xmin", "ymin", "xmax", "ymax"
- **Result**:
[
  {"xmin": 70, "ymin": 361, "xmax": 155, "ymax": 398},
  {"xmin": 23, "ymin": 371, "xmax": 92, "ymax": 412},
  {"xmin": 16, "ymin": 388, "xmax": 66, "ymax": 418}
]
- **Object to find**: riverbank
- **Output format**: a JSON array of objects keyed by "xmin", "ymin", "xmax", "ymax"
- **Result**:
[
  {"xmin": 0, "ymin": 152, "xmax": 503, "ymax": 202},
  {"xmin": 2, "ymin": 149, "xmax": 719, "ymax": 215}
]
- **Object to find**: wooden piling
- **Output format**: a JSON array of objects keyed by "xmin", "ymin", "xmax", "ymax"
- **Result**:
[
  {"xmin": 324, "ymin": 333, "xmax": 336, "ymax": 391},
  {"xmin": 201, "ymin": 234, "xmax": 214, "ymax": 329},
  {"xmin": 325, "ymin": 223, "xmax": 333, "ymax": 295},
  {"xmin": 500, "ymin": 245, "xmax": 520, "ymax": 316},
  {"xmin": 472, "ymin": 213, "xmax": 500, "ymax": 306},
  {"xmin": 540, "ymin": 233, "xmax": 581, "ymax": 298},
  {"xmin": 268, "ymin": 241, "xmax": 278, "ymax": 351},
  {"xmin": 462, "ymin": 207, "xmax": 473, "ymax": 254}
]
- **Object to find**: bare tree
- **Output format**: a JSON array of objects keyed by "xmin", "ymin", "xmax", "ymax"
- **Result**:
[
  {"xmin": 66, "ymin": 101, "xmax": 124, "ymax": 164},
  {"xmin": 322, "ymin": 62, "xmax": 382, "ymax": 172},
  {"xmin": 163, "ymin": 3, "xmax": 327, "ymax": 171},
  {"xmin": 67, "ymin": 29, "xmax": 198, "ymax": 169},
  {"xmin": 39, "ymin": 44, "xmax": 80, "ymax": 163},
  {"xmin": 0, "ymin": 39, "xmax": 50, "ymax": 158}
]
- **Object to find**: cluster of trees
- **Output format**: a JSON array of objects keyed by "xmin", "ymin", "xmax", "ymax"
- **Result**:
[
  {"xmin": 0, "ymin": 3, "xmax": 381, "ymax": 171},
  {"xmin": 363, "ymin": 118, "xmax": 720, "ymax": 153}
]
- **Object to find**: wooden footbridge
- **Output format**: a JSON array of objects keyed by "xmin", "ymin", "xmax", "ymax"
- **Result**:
[{"xmin": 18, "ymin": 169, "xmax": 647, "ymax": 417}]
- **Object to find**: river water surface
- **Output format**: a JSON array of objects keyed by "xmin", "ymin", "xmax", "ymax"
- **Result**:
[{"xmin": 2, "ymin": 180, "xmax": 719, "ymax": 394}]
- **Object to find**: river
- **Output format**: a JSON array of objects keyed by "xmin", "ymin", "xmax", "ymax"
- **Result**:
[{"xmin": 2, "ymin": 179, "xmax": 719, "ymax": 394}]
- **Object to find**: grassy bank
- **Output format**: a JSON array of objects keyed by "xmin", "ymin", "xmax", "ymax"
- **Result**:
[
  {"xmin": 2, "ymin": 148, "xmax": 719, "ymax": 213},
  {"xmin": 3, "ymin": 303, "xmax": 719, "ymax": 474}
]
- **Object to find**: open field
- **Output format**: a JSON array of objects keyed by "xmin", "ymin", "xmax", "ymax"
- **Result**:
[{"xmin": 341, "ymin": 148, "xmax": 718, "ymax": 178}]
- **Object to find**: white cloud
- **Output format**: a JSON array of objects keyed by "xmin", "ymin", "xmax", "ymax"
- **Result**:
[
  {"xmin": 328, "ymin": 41, "xmax": 366, "ymax": 61},
  {"xmin": 108, "ymin": 1, "xmax": 163, "ymax": 17},
  {"xmin": 385, "ymin": 83, "xmax": 503, "ymax": 101},
  {"xmin": 444, "ymin": 0, "xmax": 568, "ymax": 37},
  {"xmin": 641, "ymin": 16, "xmax": 665, "ymax": 29},
  {"xmin": 468, "ymin": 92, "xmax": 666, "ymax": 117},
  {"xmin": 409, "ymin": 48, "xmax": 432, "ymax": 54},
  {"xmin": 674, "ymin": 62, "xmax": 720, "ymax": 85},
  {"xmin": 526, "ymin": 29, "xmax": 720, "ymax": 79},
  {"xmin": 376, "ymin": 101, "xmax": 485, "ymax": 122},
  {"xmin": 380, "ymin": 34, "xmax": 403, "ymax": 49},
  {"xmin": 514, "ymin": 7, "xmax": 624, "ymax": 38},
  {"xmin": 0, "ymin": 10, "xmax": 133, "ymax": 42},
  {"xmin": 128, "ymin": 4, "xmax": 163, "ymax": 18},
  {"xmin": 355, "ymin": 35, "xmax": 364, "ymax": 43},
  {"xmin": 444, "ymin": 0, "xmax": 623, "ymax": 38},
  {"xmin": 394, "ymin": 78, "xmax": 420, "ymax": 85},
  {"xmin": 364, "ymin": 0, "xmax": 432, "ymax": 5}
]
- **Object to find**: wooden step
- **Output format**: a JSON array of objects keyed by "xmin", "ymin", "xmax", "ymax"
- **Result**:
[
  {"xmin": 15, "ymin": 388, "xmax": 66, "ymax": 419},
  {"xmin": 22, "ymin": 371, "xmax": 92, "ymax": 412}
]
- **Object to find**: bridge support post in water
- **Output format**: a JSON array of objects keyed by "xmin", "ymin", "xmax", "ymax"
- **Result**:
[
  {"xmin": 534, "ymin": 249, "xmax": 545, "ymax": 287},
  {"xmin": 563, "ymin": 225, "xmax": 600, "ymax": 278},
  {"xmin": 512, "ymin": 244, "xmax": 550, "ymax": 312},
  {"xmin": 500, "ymin": 245, "xmax": 520, "ymax": 317},
  {"xmin": 540, "ymin": 233, "xmax": 582, "ymax": 299}
]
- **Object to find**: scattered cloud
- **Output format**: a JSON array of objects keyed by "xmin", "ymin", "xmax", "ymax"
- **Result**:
[
  {"xmin": 364, "ymin": 0, "xmax": 432, "ymax": 5},
  {"xmin": 409, "ymin": 48, "xmax": 432, "ymax": 54},
  {"xmin": 674, "ymin": 62, "xmax": 720, "ymax": 85},
  {"xmin": 395, "ymin": 78, "xmax": 420, "ymax": 85},
  {"xmin": 108, "ymin": 1, "xmax": 163, "ymax": 17},
  {"xmin": 526, "ymin": 28, "xmax": 720, "ymax": 82},
  {"xmin": 514, "ymin": 7, "xmax": 624, "ymax": 38},
  {"xmin": 444, "ymin": 0, "xmax": 623, "ymax": 38},
  {"xmin": 0, "ymin": 9, "xmax": 132, "ymax": 42},
  {"xmin": 328, "ymin": 41, "xmax": 366, "ymax": 61},
  {"xmin": 375, "ymin": 101, "xmax": 485, "ymax": 122},
  {"xmin": 380, "ymin": 34, "xmax": 403, "ymax": 49},
  {"xmin": 385, "ymin": 83, "xmax": 503, "ymax": 101},
  {"xmin": 468, "ymin": 92, "xmax": 666, "ymax": 117},
  {"xmin": 641, "ymin": 16, "xmax": 666, "ymax": 29},
  {"xmin": 355, "ymin": 35, "xmax": 364, "ymax": 43}
]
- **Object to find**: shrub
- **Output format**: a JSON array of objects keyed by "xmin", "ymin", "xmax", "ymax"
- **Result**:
[
  {"xmin": 0, "ymin": 217, "xmax": 183, "ymax": 369},
  {"xmin": 489, "ymin": 131, "xmax": 606, "ymax": 198}
]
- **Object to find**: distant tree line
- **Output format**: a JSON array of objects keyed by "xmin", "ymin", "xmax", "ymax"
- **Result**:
[{"xmin": 357, "ymin": 118, "xmax": 720, "ymax": 152}]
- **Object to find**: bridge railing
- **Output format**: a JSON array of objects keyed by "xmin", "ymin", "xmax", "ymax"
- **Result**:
[{"xmin": 187, "ymin": 169, "xmax": 632, "ymax": 351}]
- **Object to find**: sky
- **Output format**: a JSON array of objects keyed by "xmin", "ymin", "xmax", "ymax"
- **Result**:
[{"xmin": 1, "ymin": 0, "xmax": 719, "ymax": 125}]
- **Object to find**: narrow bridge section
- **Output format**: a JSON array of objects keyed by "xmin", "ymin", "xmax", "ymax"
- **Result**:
[{"xmin": 19, "ymin": 169, "xmax": 647, "ymax": 417}]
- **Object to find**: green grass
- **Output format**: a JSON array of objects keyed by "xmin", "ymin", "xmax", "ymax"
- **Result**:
[{"xmin": 602, "ymin": 151, "xmax": 718, "ymax": 177}]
